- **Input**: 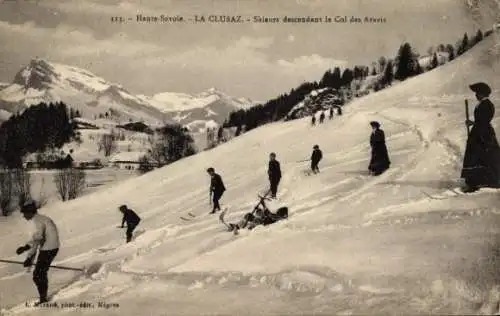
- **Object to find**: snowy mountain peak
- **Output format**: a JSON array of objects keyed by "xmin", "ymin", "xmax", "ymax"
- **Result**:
[
  {"xmin": 10, "ymin": 59, "xmax": 114, "ymax": 94},
  {"xmin": 0, "ymin": 59, "xmax": 255, "ymax": 127},
  {"xmin": 196, "ymin": 87, "xmax": 223, "ymax": 98},
  {"xmin": 13, "ymin": 58, "xmax": 59, "ymax": 90}
]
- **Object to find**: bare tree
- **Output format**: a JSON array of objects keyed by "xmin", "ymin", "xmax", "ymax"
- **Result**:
[
  {"xmin": 0, "ymin": 169, "xmax": 14, "ymax": 216},
  {"xmin": 378, "ymin": 56, "xmax": 387, "ymax": 73},
  {"xmin": 98, "ymin": 134, "xmax": 117, "ymax": 157},
  {"xmin": 13, "ymin": 168, "xmax": 32, "ymax": 204},
  {"xmin": 146, "ymin": 134, "xmax": 167, "ymax": 167},
  {"xmin": 138, "ymin": 155, "xmax": 154, "ymax": 174},
  {"xmin": 54, "ymin": 168, "xmax": 86, "ymax": 201},
  {"xmin": 67, "ymin": 169, "xmax": 86, "ymax": 200},
  {"xmin": 36, "ymin": 177, "xmax": 48, "ymax": 208},
  {"xmin": 145, "ymin": 125, "xmax": 196, "ymax": 166}
]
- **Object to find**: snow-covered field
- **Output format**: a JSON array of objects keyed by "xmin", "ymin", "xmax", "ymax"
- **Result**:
[
  {"xmin": 26, "ymin": 169, "xmax": 139, "ymax": 205},
  {"xmin": 1, "ymin": 34, "xmax": 500, "ymax": 315}
]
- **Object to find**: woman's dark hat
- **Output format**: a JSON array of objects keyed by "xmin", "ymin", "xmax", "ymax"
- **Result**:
[
  {"xmin": 370, "ymin": 121, "xmax": 380, "ymax": 128},
  {"xmin": 469, "ymin": 82, "xmax": 491, "ymax": 96}
]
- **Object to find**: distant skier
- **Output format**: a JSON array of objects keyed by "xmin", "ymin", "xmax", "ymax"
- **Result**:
[
  {"xmin": 267, "ymin": 153, "xmax": 282, "ymax": 198},
  {"xmin": 368, "ymin": 121, "xmax": 391, "ymax": 176},
  {"xmin": 311, "ymin": 115, "xmax": 316, "ymax": 126},
  {"xmin": 64, "ymin": 151, "xmax": 74, "ymax": 168},
  {"xmin": 311, "ymin": 145, "xmax": 323, "ymax": 174},
  {"xmin": 461, "ymin": 82, "xmax": 500, "ymax": 192},
  {"xmin": 217, "ymin": 127, "xmax": 224, "ymax": 143},
  {"xmin": 329, "ymin": 107, "xmax": 334, "ymax": 120},
  {"xmin": 337, "ymin": 106, "xmax": 343, "ymax": 116},
  {"xmin": 207, "ymin": 167, "xmax": 226, "ymax": 213},
  {"xmin": 16, "ymin": 200, "xmax": 60, "ymax": 306},
  {"xmin": 118, "ymin": 205, "xmax": 141, "ymax": 243},
  {"xmin": 319, "ymin": 112, "xmax": 325, "ymax": 124}
]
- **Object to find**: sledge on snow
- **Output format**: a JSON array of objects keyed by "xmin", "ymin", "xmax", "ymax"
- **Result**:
[{"xmin": 219, "ymin": 192, "xmax": 289, "ymax": 235}]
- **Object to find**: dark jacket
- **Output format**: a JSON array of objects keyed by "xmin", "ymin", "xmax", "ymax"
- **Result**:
[
  {"xmin": 368, "ymin": 128, "xmax": 391, "ymax": 173},
  {"xmin": 121, "ymin": 208, "xmax": 141, "ymax": 227},
  {"xmin": 268, "ymin": 160, "xmax": 281, "ymax": 180},
  {"xmin": 461, "ymin": 98, "xmax": 500, "ymax": 186},
  {"xmin": 311, "ymin": 149, "xmax": 323, "ymax": 164},
  {"xmin": 210, "ymin": 173, "xmax": 226, "ymax": 194}
]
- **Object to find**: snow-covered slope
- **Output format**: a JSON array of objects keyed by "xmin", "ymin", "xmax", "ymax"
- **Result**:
[{"xmin": 1, "ymin": 33, "xmax": 500, "ymax": 315}]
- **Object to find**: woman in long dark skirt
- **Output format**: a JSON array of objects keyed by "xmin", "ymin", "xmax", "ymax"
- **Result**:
[
  {"xmin": 368, "ymin": 121, "xmax": 391, "ymax": 176},
  {"xmin": 461, "ymin": 82, "xmax": 500, "ymax": 192}
]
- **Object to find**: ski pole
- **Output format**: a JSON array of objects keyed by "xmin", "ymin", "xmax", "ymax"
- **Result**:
[
  {"xmin": 296, "ymin": 159, "xmax": 309, "ymax": 163},
  {"xmin": 0, "ymin": 259, "xmax": 84, "ymax": 272},
  {"xmin": 465, "ymin": 99, "xmax": 471, "ymax": 136}
]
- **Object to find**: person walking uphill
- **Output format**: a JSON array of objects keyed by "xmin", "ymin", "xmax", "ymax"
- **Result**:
[
  {"xmin": 268, "ymin": 152, "xmax": 282, "ymax": 198},
  {"xmin": 311, "ymin": 145, "xmax": 323, "ymax": 174},
  {"xmin": 368, "ymin": 121, "xmax": 391, "ymax": 176},
  {"xmin": 207, "ymin": 167, "xmax": 225, "ymax": 214},
  {"xmin": 461, "ymin": 82, "xmax": 500, "ymax": 193},
  {"xmin": 16, "ymin": 200, "xmax": 60, "ymax": 306},
  {"xmin": 319, "ymin": 112, "xmax": 326, "ymax": 124},
  {"xmin": 118, "ymin": 205, "xmax": 141, "ymax": 243}
]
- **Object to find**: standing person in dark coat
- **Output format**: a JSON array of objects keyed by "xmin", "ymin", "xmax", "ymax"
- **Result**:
[
  {"xmin": 217, "ymin": 127, "xmax": 224, "ymax": 144},
  {"xmin": 311, "ymin": 115, "xmax": 316, "ymax": 126},
  {"xmin": 368, "ymin": 121, "xmax": 391, "ymax": 176},
  {"xmin": 311, "ymin": 145, "xmax": 323, "ymax": 174},
  {"xmin": 16, "ymin": 200, "xmax": 60, "ymax": 306},
  {"xmin": 118, "ymin": 205, "xmax": 141, "ymax": 243},
  {"xmin": 319, "ymin": 112, "xmax": 326, "ymax": 124},
  {"xmin": 207, "ymin": 167, "xmax": 225, "ymax": 214},
  {"xmin": 267, "ymin": 153, "xmax": 282, "ymax": 198},
  {"xmin": 329, "ymin": 107, "xmax": 334, "ymax": 120},
  {"xmin": 461, "ymin": 82, "xmax": 500, "ymax": 192},
  {"xmin": 337, "ymin": 106, "xmax": 343, "ymax": 116}
]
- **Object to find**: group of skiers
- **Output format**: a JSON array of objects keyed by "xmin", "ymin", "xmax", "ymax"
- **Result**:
[
  {"xmin": 12, "ymin": 81, "xmax": 499, "ymax": 306},
  {"xmin": 311, "ymin": 106, "xmax": 342, "ymax": 126}
]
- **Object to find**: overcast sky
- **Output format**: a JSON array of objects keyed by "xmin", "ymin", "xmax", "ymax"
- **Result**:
[{"xmin": 0, "ymin": 0, "xmax": 497, "ymax": 100}]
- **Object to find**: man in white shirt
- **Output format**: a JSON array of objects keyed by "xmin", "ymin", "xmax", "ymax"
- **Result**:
[{"xmin": 16, "ymin": 200, "xmax": 60, "ymax": 305}]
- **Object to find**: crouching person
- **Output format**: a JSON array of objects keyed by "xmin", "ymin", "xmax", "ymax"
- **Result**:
[
  {"xmin": 16, "ymin": 200, "xmax": 60, "ymax": 306},
  {"xmin": 118, "ymin": 205, "xmax": 141, "ymax": 243}
]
